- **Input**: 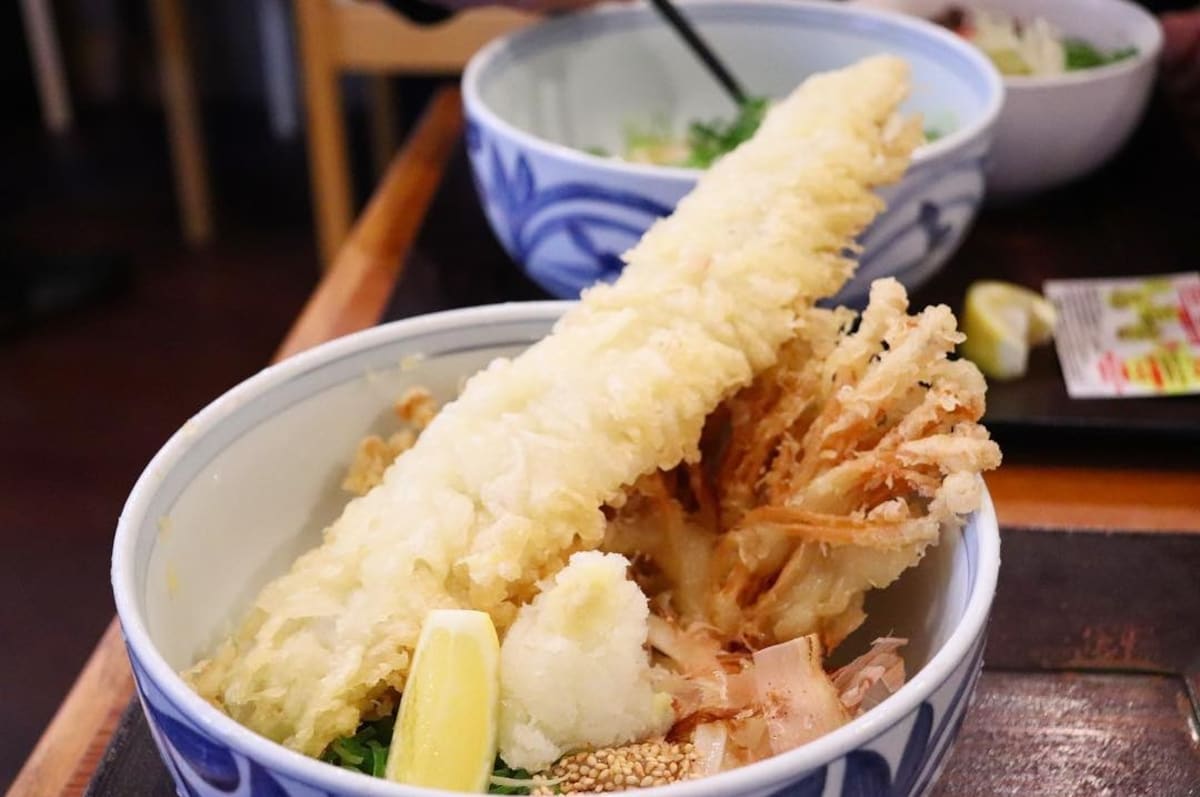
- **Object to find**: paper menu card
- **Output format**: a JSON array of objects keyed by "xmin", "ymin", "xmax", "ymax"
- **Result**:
[{"xmin": 1044, "ymin": 272, "xmax": 1200, "ymax": 398}]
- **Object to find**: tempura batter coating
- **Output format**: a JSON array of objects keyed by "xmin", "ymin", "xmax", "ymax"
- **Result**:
[
  {"xmin": 606, "ymin": 280, "xmax": 1000, "ymax": 650},
  {"xmin": 185, "ymin": 56, "xmax": 921, "ymax": 756},
  {"xmin": 709, "ymin": 279, "xmax": 1002, "ymax": 648}
]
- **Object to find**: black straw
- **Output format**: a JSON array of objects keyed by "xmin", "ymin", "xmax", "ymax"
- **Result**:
[{"xmin": 645, "ymin": 0, "xmax": 748, "ymax": 106}]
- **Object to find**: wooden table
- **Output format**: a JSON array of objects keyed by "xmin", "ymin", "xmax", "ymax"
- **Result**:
[{"xmin": 7, "ymin": 87, "xmax": 1200, "ymax": 797}]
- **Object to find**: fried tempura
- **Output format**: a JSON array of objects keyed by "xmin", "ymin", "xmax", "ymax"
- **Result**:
[
  {"xmin": 342, "ymin": 432, "xmax": 416, "ymax": 496},
  {"xmin": 710, "ymin": 279, "xmax": 1000, "ymax": 648},
  {"xmin": 185, "ymin": 56, "xmax": 922, "ymax": 756},
  {"xmin": 608, "ymin": 279, "xmax": 1000, "ymax": 654},
  {"xmin": 342, "ymin": 388, "xmax": 441, "ymax": 496},
  {"xmin": 607, "ymin": 281, "xmax": 997, "ymax": 772}
]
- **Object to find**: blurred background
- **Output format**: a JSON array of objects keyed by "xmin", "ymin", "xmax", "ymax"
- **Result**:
[
  {"xmin": 0, "ymin": 0, "xmax": 1196, "ymax": 788},
  {"xmin": 0, "ymin": 0, "xmax": 449, "ymax": 783}
]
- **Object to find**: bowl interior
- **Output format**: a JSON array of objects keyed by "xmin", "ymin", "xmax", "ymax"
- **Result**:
[
  {"xmin": 473, "ymin": 0, "xmax": 995, "ymax": 156},
  {"xmin": 130, "ymin": 311, "xmax": 559, "ymax": 669},
  {"xmin": 125, "ymin": 305, "xmax": 976, "ymax": 690}
]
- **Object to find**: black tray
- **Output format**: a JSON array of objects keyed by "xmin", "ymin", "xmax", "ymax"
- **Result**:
[{"xmin": 83, "ymin": 702, "xmax": 174, "ymax": 797}]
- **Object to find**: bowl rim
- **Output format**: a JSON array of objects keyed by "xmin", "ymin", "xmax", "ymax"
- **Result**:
[
  {"xmin": 462, "ymin": 0, "xmax": 1004, "ymax": 181},
  {"xmin": 112, "ymin": 301, "xmax": 1001, "ymax": 797}
]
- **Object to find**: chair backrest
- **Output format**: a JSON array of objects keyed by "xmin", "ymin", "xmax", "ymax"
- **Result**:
[
  {"xmin": 322, "ymin": 0, "xmax": 535, "ymax": 73},
  {"xmin": 294, "ymin": 0, "xmax": 536, "ymax": 268}
]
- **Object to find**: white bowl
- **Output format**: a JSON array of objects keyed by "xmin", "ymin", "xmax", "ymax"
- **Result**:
[
  {"xmin": 463, "ymin": 0, "xmax": 1003, "ymax": 305},
  {"xmin": 112, "ymin": 302, "xmax": 1000, "ymax": 797},
  {"xmin": 853, "ymin": 0, "xmax": 1163, "ymax": 197}
]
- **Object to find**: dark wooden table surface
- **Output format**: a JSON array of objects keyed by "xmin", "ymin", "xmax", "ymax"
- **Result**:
[{"xmin": 8, "ymin": 88, "xmax": 1200, "ymax": 797}]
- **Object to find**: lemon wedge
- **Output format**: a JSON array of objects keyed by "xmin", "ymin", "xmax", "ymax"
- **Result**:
[
  {"xmin": 959, "ymin": 281, "xmax": 1057, "ymax": 381},
  {"xmin": 386, "ymin": 609, "xmax": 500, "ymax": 792}
]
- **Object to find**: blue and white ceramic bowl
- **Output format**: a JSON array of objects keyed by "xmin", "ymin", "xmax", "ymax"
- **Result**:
[
  {"xmin": 462, "ymin": 0, "xmax": 1003, "ymax": 305},
  {"xmin": 112, "ymin": 303, "xmax": 1000, "ymax": 797}
]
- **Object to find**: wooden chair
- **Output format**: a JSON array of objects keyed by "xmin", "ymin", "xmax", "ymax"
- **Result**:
[
  {"xmin": 18, "ymin": 0, "xmax": 72, "ymax": 134},
  {"xmin": 18, "ymin": 0, "xmax": 213, "ymax": 245},
  {"xmin": 293, "ymin": 0, "xmax": 537, "ymax": 270},
  {"xmin": 5, "ymin": 89, "xmax": 464, "ymax": 797},
  {"xmin": 149, "ymin": 0, "xmax": 214, "ymax": 245},
  {"xmin": 279, "ymin": 86, "xmax": 464, "ymax": 355}
]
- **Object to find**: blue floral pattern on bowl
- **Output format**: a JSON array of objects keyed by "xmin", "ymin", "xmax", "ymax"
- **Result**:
[
  {"xmin": 129, "ymin": 647, "xmax": 330, "ymax": 797},
  {"xmin": 460, "ymin": 0, "xmax": 1002, "ymax": 306},
  {"xmin": 127, "ymin": 502, "xmax": 987, "ymax": 797},
  {"xmin": 466, "ymin": 118, "xmax": 675, "ymax": 298},
  {"xmin": 467, "ymin": 117, "xmax": 989, "ymax": 305},
  {"xmin": 125, "ymin": 621, "xmax": 986, "ymax": 797}
]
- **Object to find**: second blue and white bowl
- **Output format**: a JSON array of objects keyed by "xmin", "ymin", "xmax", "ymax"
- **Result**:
[{"xmin": 462, "ymin": 0, "xmax": 1003, "ymax": 304}]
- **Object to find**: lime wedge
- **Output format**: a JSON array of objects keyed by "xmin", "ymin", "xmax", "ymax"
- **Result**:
[
  {"xmin": 959, "ymin": 281, "xmax": 1058, "ymax": 381},
  {"xmin": 386, "ymin": 610, "xmax": 500, "ymax": 792}
]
